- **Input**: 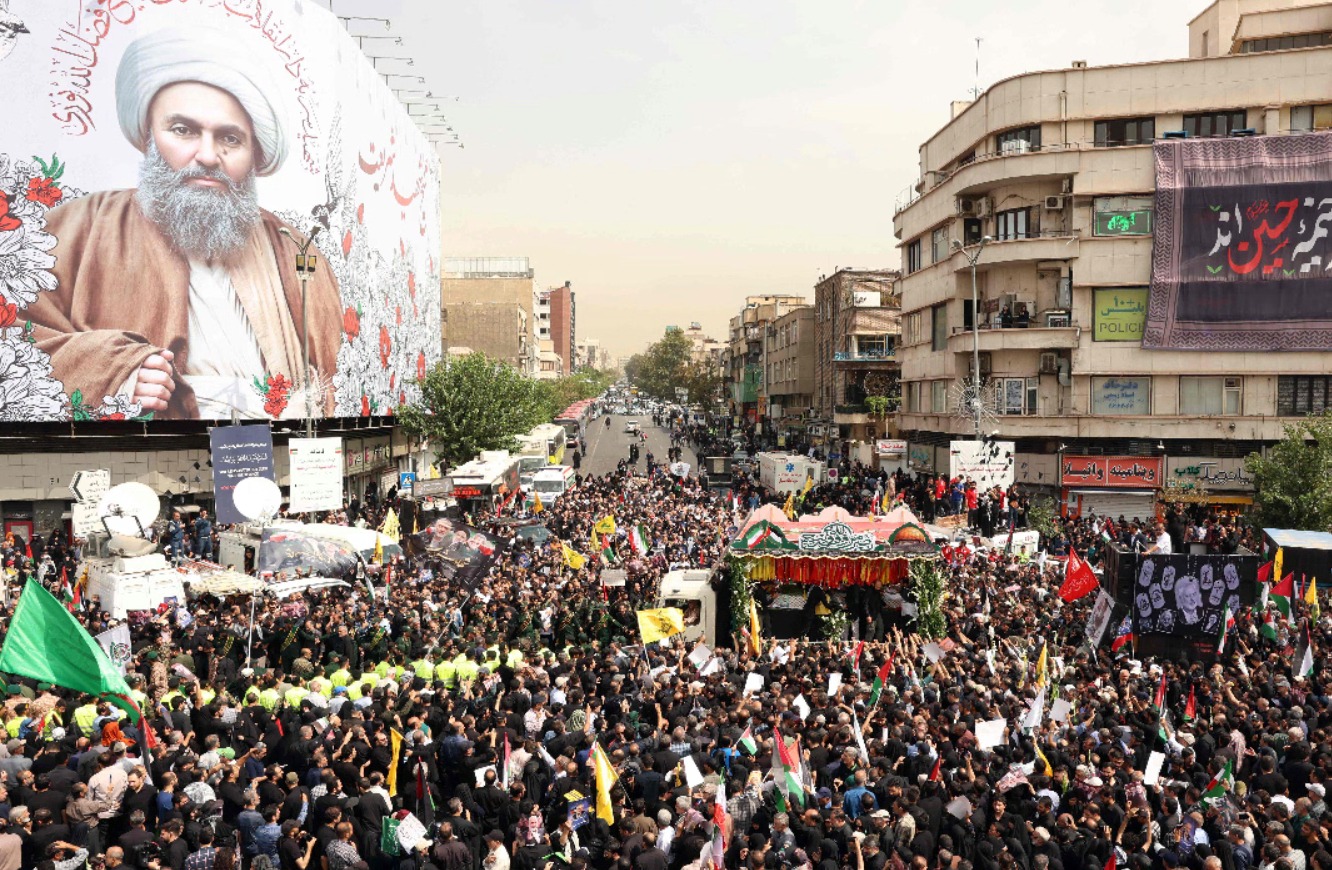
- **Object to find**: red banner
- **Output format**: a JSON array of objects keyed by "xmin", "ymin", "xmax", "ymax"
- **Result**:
[{"xmin": 1060, "ymin": 456, "xmax": 1162, "ymax": 488}]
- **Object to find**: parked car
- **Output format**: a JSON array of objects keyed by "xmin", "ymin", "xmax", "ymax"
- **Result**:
[{"xmin": 624, "ymin": 420, "xmax": 640, "ymax": 434}]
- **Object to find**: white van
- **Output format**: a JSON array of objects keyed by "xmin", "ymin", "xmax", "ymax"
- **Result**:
[{"xmin": 531, "ymin": 466, "xmax": 576, "ymax": 503}]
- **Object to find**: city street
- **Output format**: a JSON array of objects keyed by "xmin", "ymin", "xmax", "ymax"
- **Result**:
[{"xmin": 577, "ymin": 414, "xmax": 699, "ymax": 478}]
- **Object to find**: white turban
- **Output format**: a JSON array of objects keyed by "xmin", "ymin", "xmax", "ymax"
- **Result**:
[{"xmin": 115, "ymin": 26, "xmax": 290, "ymax": 176}]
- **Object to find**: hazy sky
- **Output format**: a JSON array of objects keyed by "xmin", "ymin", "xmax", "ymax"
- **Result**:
[{"xmin": 329, "ymin": 0, "xmax": 1198, "ymax": 358}]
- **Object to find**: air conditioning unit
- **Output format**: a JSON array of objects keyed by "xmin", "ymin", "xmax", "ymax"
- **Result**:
[
  {"xmin": 956, "ymin": 197, "xmax": 976, "ymax": 216},
  {"xmin": 1045, "ymin": 312, "xmax": 1071, "ymax": 328},
  {"xmin": 1225, "ymin": 377, "xmax": 1241, "ymax": 390},
  {"xmin": 1044, "ymin": 195, "xmax": 1066, "ymax": 210},
  {"xmin": 978, "ymin": 352, "xmax": 992, "ymax": 376},
  {"xmin": 1039, "ymin": 352, "xmax": 1059, "ymax": 374},
  {"xmin": 974, "ymin": 197, "xmax": 993, "ymax": 218}
]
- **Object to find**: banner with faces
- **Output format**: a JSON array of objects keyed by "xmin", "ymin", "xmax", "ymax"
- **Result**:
[{"xmin": 1131, "ymin": 554, "xmax": 1244, "ymax": 640}]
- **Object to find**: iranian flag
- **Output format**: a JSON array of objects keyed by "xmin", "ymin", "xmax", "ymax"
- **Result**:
[
  {"xmin": 868, "ymin": 656, "xmax": 894, "ymax": 708},
  {"xmin": 629, "ymin": 524, "xmax": 651, "ymax": 555},
  {"xmin": 737, "ymin": 725, "xmax": 757, "ymax": 755},
  {"xmin": 712, "ymin": 780, "xmax": 728, "ymax": 863},
  {"xmin": 1202, "ymin": 758, "xmax": 1234, "ymax": 803},
  {"xmin": 1216, "ymin": 605, "xmax": 1235, "ymax": 655}
]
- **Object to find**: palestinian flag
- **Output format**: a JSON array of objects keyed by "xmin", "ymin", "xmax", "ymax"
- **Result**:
[
  {"xmin": 771, "ymin": 729, "xmax": 806, "ymax": 808},
  {"xmin": 1105, "ymin": 852, "xmax": 1117, "ymax": 870},
  {"xmin": 847, "ymin": 641, "xmax": 865, "ymax": 675},
  {"xmin": 1201, "ymin": 758, "xmax": 1234, "ymax": 803},
  {"xmin": 1183, "ymin": 684, "xmax": 1196, "ymax": 722},
  {"xmin": 59, "ymin": 568, "xmax": 75, "ymax": 613},
  {"xmin": 1257, "ymin": 559, "xmax": 1273, "ymax": 585},
  {"xmin": 1261, "ymin": 607, "xmax": 1279, "ymax": 641},
  {"xmin": 601, "ymin": 540, "xmax": 620, "ymax": 565},
  {"xmin": 1153, "ymin": 672, "xmax": 1167, "ymax": 711},
  {"xmin": 928, "ymin": 755, "xmax": 942, "ymax": 782},
  {"xmin": 1110, "ymin": 615, "xmax": 1134, "ymax": 652},
  {"xmin": 868, "ymin": 656, "xmax": 894, "ymax": 707},
  {"xmin": 629, "ymin": 524, "xmax": 650, "ymax": 555},
  {"xmin": 738, "ymin": 725, "xmax": 757, "ymax": 755},
  {"xmin": 1216, "ymin": 604, "xmax": 1235, "ymax": 654},
  {"xmin": 1296, "ymin": 627, "xmax": 1314, "ymax": 679}
]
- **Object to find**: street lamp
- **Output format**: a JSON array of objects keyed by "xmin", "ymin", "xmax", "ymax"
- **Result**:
[
  {"xmin": 951, "ymin": 235, "xmax": 993, "ymax": 438},
  {"xmin": 277, "ymin": 225, "xmax": 322, "ymax": 439}
]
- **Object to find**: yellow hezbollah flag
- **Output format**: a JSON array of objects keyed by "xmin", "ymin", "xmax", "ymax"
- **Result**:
[
  {"xmin": 1307, "ymin": 576, "xmax": 1320, "ymax": 619},
  {"xmin": 374, "ymin": 535, "xmax": 384, "ymax": 565},
  {"xmin": 387, "ymin": 728, "xmax": 403, "ymax": 795},
  {"xmin": 562, "ymin": 543, "xmax": 587, "ymax": 570},
  {"xmin": 590, "ymin": 529, "xmax": 601, "ymax": 553},
  {"xmin": 595, "ymin": 515, "xmax": 617, "ymax": 535},
  {"xmin": 748, "ymin": 597, "xmax": 762, "ymax": 656},
  {"xmin": 532, "ymin": 490, "xmax": 544, "ymax": 514},
  {"xmin": 381, "ymin": 508, "xmax": 400, "ymax": 540},
  {"xmin": 592, "ymin": 742, "xmax": 618, "ymax": 824},
  {"xmin": 1035, "ymin": 743, "xmax": 1053, "ymax": 778},
  {"xmin": 782, "ymin": 492, "xmax": 795, "ymax": 520},
  {"xmin": 1275, "ymin": 547, "xmax": 1284, "ymax": 583},
  {"xmin": 881, "ymin": 489, "xmax": 891, "ymax": 513},
  {"xmin": 636, "ymin": 608, "xmax": 686, "ymax": 644},
  {"xmin": 802, "ymin": 475, "xmax": 814, "ymax": 495},
  {"xmin": 1034, "ymin": 642, "xmax": 1048, "ymax": 690}
]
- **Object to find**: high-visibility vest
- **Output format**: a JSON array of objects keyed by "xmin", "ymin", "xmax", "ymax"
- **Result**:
[
  {"xmin": 434, "ymin": 660, "xmax": 457, "ymax": 687},
  {"xmin": 284, "ymin": 687, "xmax": 310, "ymax": 708},
  {"xmin": 330, "ymin": 669, "xmax": 352, "ymax": 688},
  {"xmin": 259, "ymin": 688, "xmax": 281, "ymax": 712},
  {"xmin": 73, "ymin": 703, "xmax": 98, "ymax": 735},
  {"xmin": 412, "ymin": 660, "xmax": 433, "ymax": 679}
]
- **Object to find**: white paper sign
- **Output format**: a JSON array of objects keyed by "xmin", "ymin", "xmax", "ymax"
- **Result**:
[
  {"xmin": 396, "ymin": 813, "xmax": 428, "ymax": 851},
  {"xmin": 699, "ymin": 657, "xmax": 725, "ymax": 677},
  {"xmin": 1022, "ymin": 689, "xmax": 1046, "ymax": 730},
  {"xmin": 288, "ymin": 437, "xmax": 345, "ymax": 512},
  {"xmin": 770, "ymin": 645, "xmax": 790, "ymax": 664},
  {"xmin": 793, "ymin": 693, "xmax": 811, "ymax": 721},
  {"xmin": 474, "ymin": 765, "xmax": 496, "ymax": 788},
  {"xmin": 743, "ymin": 673, "xmax": 764, "ymax": 696},
  {"xmin": 976, "ymin": 718, "xmax": 1007, "ymax": 750},
  {"xmin": 70, "ymin": 469, "xmax": 113, "ymax": 537},
  {"xmin": 901, "ymin": 602, "xmax": 918, "ymax": 617},
  {"xmin": 1049, "ymin": 698, "xmax": 1073, "ymax": 723},
  {"xmin": 946, "ymin": 796, "xmax": 973, "ymax": 819},
  {"xmin": 681, "ymin": 756, "xmax": 704, "ymax": 788},
  {"xmin": 1144, "ymin": 751, "xmax": 1166, "ymax": 786},
  {"xmin": 828, "ymin": 673, "xmax": 842, "ymax": 695},
  {"xmin": 923, "ymin": 642, "xmax": 945, "ymax": 663},
  {"xmin": 688, "ymin": 644, "xmax": 712, "ymax": 668}
]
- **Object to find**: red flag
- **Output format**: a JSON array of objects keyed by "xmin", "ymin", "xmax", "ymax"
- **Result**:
[
  {"xmin": 928, "ymin": 755, "xmax": 942, "ymax": 781},
  {"xmin": 1256, "ymin": 560, "xmax": 1273, "ymax": 585},
  {"xmin": 1058, "ymin": 549, "xmax": 1099, "ymax": 602},
  {"xmin": 1153, "ymin": 673, "xmax": 1167, "ymax": 710},
  {"xmin": 1183, "ymin": 684, "xmax": 1196, "ymax": 721},
  {"xmin": 1105, "ymin": 852, "xmax": 1117, "ymax": 870},
  {"xmin": 848, "ymin": 641, "xmax": 865, "ymax": 670}
]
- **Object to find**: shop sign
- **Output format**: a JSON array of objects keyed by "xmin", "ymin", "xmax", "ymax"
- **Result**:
[
  {"xmin": 1167, "ymin": 457, "xmax": 1255, "ymax": 492},
  {"xmin": 875, "ymin": 439, "xmax": 907, "ymax": 456},
  {"xmin": 1061, "ymin": 455, "xmax": 1162, "ymax": 488}
]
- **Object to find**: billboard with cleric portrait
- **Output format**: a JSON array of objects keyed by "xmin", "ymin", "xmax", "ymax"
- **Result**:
[{"xmin": 0, "ymin": 0, "xmax": 442, "ymax": 421}]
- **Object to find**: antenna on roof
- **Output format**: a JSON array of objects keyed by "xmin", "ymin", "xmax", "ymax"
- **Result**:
[{"xmin": 973, "ymin": 37, "xmax": 983, "ymax": 100}]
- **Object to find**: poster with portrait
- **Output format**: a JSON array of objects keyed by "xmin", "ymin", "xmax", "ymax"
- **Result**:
[
  {"xmin": 0, "ymin": 1, "xmax": 441, "ymax": 422},
  {"xmin": 406, "ymin": 517, "xmax": 507, "ymax": 590},
  {"xmin": 1127, "ymin": 553, "xmax": 1253, "ymax": 641}
]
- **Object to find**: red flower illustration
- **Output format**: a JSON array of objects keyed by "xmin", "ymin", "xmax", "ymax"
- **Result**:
[
  {"xmin": 101, "ymin": 413, "xmax": 127, "ymax": 421},
  {"xmin": 342, "ymin": 230, "xmax": 354, "ymax": 256},
  {"xmin": 399, "ymin": 391, "xmax": 406, "ymax": 406},
  {"xmin": 25, "ymin": 177, "xmax": 63, "ymax": 208},
  {"xmin": 0, "ymin": 197, "xmax": 20, "ymax": 232},
  {"xmin": 0, "ymin": 302, "xmax": 17, "ymax": 329},
  {"xmin": 416, "ymin": 351, "xmax": 426, "ymax": 380},
  {"xmin": 342, "ymin": 306, "xmax": 360, "ymax": 340},
  {"xmin": 263, "ymin": 373, "xmax": 291, "ymax": 417},
  {"xmin": 356, "ymin": 203, "xmax": 365, "ymax": 224},
  {"xmin": 390, "ymin": 372, "xmax": 396, "ymax": 392},
  {"xmin": 407, "ymin": 272, "xmax": 416, "ymax": 299},
  {"xmin": 395, "ymin": 305, "xmax": 402, "ymax": 325},
  {"xmin": 360, "ymin": 395, "xmax": 371, "ymax": 416},
  {"xmin": 378, "ymin": 326, "xmax": 391, "ymax": 368}
]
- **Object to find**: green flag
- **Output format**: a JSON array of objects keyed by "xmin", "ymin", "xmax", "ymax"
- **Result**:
[
  {"xmin": 1202, "ymin": 758, "xmax": 1234, "ymax": 803},
  {"xmin": 0, "ymin": 580, "xmax": 138, "ymax": 721}
]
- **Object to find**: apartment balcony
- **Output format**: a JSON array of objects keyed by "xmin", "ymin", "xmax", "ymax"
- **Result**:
[
  {"xmin": 833, "ymin": 350, "xmax": 898, "ymax": 365},
  {"xmin": 964, "ymin": 231, "xmax": 1080, "ymax": 268},
  {"xmin": 948, "ymin": 323, "xmax": 1079, "ymax": 352}
]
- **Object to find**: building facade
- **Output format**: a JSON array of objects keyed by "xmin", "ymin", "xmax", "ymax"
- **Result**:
[
  {"xmin": 894, "ymin": 0, "xmax": 1332, "ymax": 518},
  {"xmin": 724, "ymin": 295, "xmax": 809, "ymax": 426},
  {"xmin": 547, "ymin": 282, "xmax": 576, "ymax": 373},
  {"xmin": 812, "ymin": 269, "xmax": 902, "ymax": 465},
  {"xmin": 442, "ymin": 257, "xmax": 539, "ymax": 374},
  {"xmin": 764, "ymin": 307, "xmax": 817, "ymax": 436}
]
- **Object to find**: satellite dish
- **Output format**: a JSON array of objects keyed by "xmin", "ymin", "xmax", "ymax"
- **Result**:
[
  {"xmin": 233, "ymin": 476, "xmax": 282, "ymax": 523},
  {"xmin": 99, "ymin": 482, "xmax": 160, "ymax": 538}
]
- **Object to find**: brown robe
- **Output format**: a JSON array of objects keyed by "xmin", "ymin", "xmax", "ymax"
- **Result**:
[{"xmin": 30, "ymin": 189, "xmax": 343, "ymax": 419}]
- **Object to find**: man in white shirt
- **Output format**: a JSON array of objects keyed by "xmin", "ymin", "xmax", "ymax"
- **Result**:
[{"xmin": 1146, "ymin": 524, "xmax": 1173, "ymax": 555}]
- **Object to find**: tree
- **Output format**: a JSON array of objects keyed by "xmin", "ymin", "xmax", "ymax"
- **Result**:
[
  {"xmin": 1246, "ymin": 411, "xmax": 1332, "ymax": 532},
  {"xmin": 398, "ymin": 353, "xmax": 549, "ymax": 470},
  {"xmin": 535, "ymin": 369, "xmax": 615, "ymax": 420},
  {"xmin": 630, "ymin": 329, "xmax": 694, "ymax": 401}
]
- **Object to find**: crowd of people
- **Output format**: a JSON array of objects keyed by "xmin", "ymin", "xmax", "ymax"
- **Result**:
[{"xmin": 0, "ymin": 418, "xmax": 1323, "ymax": 870}]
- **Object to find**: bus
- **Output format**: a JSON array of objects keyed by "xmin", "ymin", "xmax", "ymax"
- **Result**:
[{"xmin": 554, "ymin": 399, "xmax": 596, "ymax": 442}]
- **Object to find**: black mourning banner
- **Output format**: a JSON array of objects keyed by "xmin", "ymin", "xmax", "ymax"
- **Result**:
[
  {"xmin": 406, "ymin": 517, "xmax": 507, "ymax": 590},
  {"xmin": 1145, "ymin": 133, "xmax": 1332, "ymax": 351},
  {"xmin": 1127, "ymin": 553, "xmax": 1250, "ymax": 641}
]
